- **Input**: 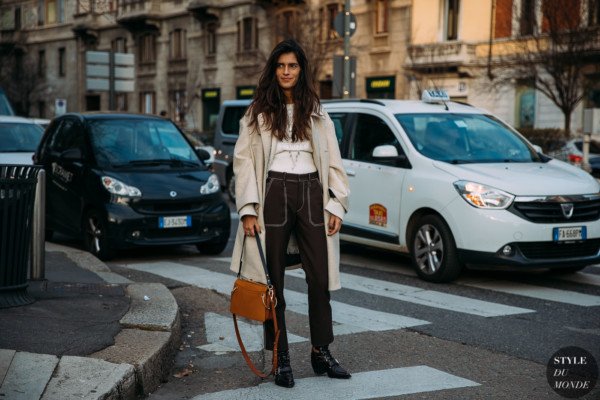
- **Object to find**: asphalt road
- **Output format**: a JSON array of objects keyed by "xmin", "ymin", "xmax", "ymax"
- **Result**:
[{"xmin": 100, "ymin": 215, "xmax": 600, "ymax": 399}]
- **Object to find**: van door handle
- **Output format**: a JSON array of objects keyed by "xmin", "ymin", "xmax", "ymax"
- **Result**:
[{"xmin": 345, "ymin": 168, "xmax": 356, "ymax": 176}]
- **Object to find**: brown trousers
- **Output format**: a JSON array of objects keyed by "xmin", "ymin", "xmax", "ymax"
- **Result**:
[{"xmin": 263, "ymin": 170, "xmax": 334, "ymax": 351}]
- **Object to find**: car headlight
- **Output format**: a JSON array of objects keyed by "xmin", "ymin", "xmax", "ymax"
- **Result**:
[
  {"xmin": 200, "ymin": 174, "xmax": 220, "ymax": 194},
  {"xmin": 453, "ymin": 180, "xmax": 514, "ymax": 209},
  {"xmin": 101, "ymin": 176, "xmax": 142, "ymax": 197}
]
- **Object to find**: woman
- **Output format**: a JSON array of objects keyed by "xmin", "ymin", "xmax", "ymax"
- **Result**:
[{"xmin": 229, "ymin": 39, "xmax": 351, "ymax": 388}]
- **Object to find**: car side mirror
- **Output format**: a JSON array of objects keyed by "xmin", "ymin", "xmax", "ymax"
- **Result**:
[
  {"xmin": 195, "ymin": 148, "xmax": 211, "ymax": 161},
  {"xmin": 372, "ymin": 145, "xmax": 412, "ymax": 169},
  {"xmin": 532, "ymin": 144, "xmax": 543, "ymax": 154},
  {"xmin": 60, "ymin": 148, "xmax": 82, "ymax": 161}
]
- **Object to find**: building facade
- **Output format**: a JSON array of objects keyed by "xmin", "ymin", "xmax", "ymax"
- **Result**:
[
  {"xmin": 1, "ymin": 0, "xmax": 597, "ymax": 135},
  {"xmin": 407, "ymin": 0, "xmax": 600, "ymax": 133}
]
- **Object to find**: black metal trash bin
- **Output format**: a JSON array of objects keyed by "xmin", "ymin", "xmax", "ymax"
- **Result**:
[{"xmin": 0, "ymin": 165, "xmax": 40, "ymax": 308}]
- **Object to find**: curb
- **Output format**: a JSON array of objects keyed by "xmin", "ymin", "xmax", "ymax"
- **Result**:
[{"xmin": 0, "ymin": 244, "xmax": 181, "ymax": 400}]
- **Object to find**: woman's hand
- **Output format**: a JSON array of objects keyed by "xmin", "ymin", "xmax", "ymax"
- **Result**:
[
  {"xmin": 327, "ymin": 215, "xmax": 342, "ymax": 236},
  {"xmin": 241, "ymin": 215, "xmax": 261, "ymax": 236}
]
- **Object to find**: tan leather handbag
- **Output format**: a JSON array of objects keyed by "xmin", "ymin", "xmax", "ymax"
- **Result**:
[{"xmin": 230, "ymin": 234, "xmax": 280, "ymax": 378}]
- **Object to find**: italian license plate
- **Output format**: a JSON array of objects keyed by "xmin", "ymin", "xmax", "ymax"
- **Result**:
[
  {"xmin": 159, "ymin": 216, "xmax": 191, "ymax": 229},
  {"xmin": 553, "ymin": 226, "xmax": 586, "ymax": 241}
]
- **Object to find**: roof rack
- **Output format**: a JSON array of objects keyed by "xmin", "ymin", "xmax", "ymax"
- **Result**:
[{"xmin": 322, "ymin": 98, "xmax": 386, "ymax": 106}]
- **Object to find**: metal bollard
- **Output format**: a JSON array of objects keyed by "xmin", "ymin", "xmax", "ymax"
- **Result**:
[{"xmin": 30, "ymin": 169, "xmax": 45, "ymax": 280}]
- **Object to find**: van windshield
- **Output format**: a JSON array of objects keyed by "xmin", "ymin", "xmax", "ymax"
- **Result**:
[
  {"xmin": 89, "ymin": 119, "xmax": 202, "ymax": 168},
  {"xmin": 0, "ymin": 122, "xmax": 43, "ymax": 152},
  {"xmin": 395, "ymin": 113, "xmax": 542, "ymax": 164}
]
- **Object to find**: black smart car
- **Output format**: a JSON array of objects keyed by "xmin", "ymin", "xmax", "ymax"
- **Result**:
[{"xmin": 34, "ymin": 113, "xmax": 230, "ymax": 260}]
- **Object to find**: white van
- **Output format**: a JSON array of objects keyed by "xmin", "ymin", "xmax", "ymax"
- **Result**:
[{"xmin": 323, "ymin": 91, "xmax": 600, "ymax": 282}]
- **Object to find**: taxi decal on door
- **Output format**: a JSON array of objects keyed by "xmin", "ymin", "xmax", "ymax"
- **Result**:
[{"xmin": 369, "ymin": 204, "xmax": 387, "ymax": 227}]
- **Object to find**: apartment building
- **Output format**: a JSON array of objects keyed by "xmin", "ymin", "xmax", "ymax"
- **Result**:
[
  {"xmin": 407, "ymin": 0, "xmax": 600, "ymax": 133},
  {"xmin": 2, "ymin": 1, "xmax": 596, "ymax": 134}
]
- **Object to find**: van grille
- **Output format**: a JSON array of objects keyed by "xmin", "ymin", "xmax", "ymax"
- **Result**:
[
  {"xmin": 517, "ymin": 239, "xmax": 600, "ymax": 259},
  {"xmin": 509, "ymin": 198, "xmax": 600, "ymax": 223}
]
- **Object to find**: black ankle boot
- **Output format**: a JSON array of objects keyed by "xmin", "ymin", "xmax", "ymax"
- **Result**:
[
  {"xmin": 311, "ymin": 346, "xmax": 351, "ymax": 379},
  {"xmin": 275, "ymin": 350, "xmax": 295, "ymax": 388}
]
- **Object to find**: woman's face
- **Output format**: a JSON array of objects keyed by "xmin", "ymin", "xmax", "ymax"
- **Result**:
[{"xmin": 275, "ymin": 52, "xmax": 301, "ymax": 92}]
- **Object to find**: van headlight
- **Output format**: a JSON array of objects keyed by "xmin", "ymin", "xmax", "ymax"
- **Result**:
[
  {"xmin": 454, "ymin": 181, "xmax": 514, "ymax": 209},
  {"xmin": 101, "ymin": 176, "xmax": 142, "ymax": 197},
  {"xmin": 200, "ymin": 174, "xmax": 220, "ymax": 194}
]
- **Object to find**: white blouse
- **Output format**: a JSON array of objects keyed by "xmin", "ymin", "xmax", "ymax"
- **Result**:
[{"xmin": 269, "ymin": 104, "xmax": 317, "ymax": 174}]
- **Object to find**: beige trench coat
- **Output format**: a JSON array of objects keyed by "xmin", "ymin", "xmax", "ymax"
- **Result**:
[{"xmin": 229, "ymin": 109, "xmax": 349, "ymax": 291}]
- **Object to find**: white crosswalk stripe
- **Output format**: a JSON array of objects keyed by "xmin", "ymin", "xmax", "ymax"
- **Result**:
[
  {"xmin": 286, "ymin": 269, "xmax": 534, "ymax": 317},
  {"xmin": 191, "ymin": 366, "xmax": 479, "ymax": 400},
  {"xmin": 459, "ymin": 278, "xmax": 600, "ymax": 306},
  {"xmin": 121, "ymin": 262, "xmax": 430, "ymax": 335}
]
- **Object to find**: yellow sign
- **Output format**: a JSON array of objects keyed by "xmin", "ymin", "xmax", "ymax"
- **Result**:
[
  {"xmin": 239, "ymin": 88, "xmax": 254, "ymax": 97},
  {"xmin": 369, "ymin": 204, "xmax": 387, "ymax": 227},
  {"xmin": 370, "ymin": 80, "xmax": 391, "ymax": 89},
  {"xmin": 204, "ymin": 90, "xmax": 219, "ymax": 99}
]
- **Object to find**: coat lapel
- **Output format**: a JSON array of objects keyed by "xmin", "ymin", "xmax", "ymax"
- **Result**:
[
  {"xmin": 258, "ymin": 114, "xmax": 273, "ymax": 173},
  {"xmin": 311, "ymin": 116, "xmax": 323, "ymax": 181}
]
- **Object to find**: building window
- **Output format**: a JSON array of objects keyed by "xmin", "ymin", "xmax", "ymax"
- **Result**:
[
  {"xmin": 494, "ymin": 0, "xmax": 513, "ymax": 38},
  {"xmin": 58, "ymin": 47, "xmax": 65, "ymax": 77},
  {"xmin": 323, "ymin": 3, "xmax": 340, "ymax": 40},
  {"xmin": 140, "ymin": 92, "xmax": 155, "ymax": 114},
  {"xmin": 139, "ymin": 34, "xmax": 156, "ymax": 63},
  {"xmin": 237, "ymin": 17, "xmax": 258, "ymax": 52},
  {"xmin": 169, "ymin": 90, "xmax": 187, "ymax": 124},
  {"xmin": 38, "ymin": 50, "xmax": 46, "ymax": 78},
  {"xmin": 115, "ymin": 93, "xmax": 128, "ymax": 111},
  {"xmin": 38, "ymin": 0, "xmax": 64, "ymax": 25},
  {"xmin": 112, "ymin": 37, "xmax": 127, "ymax": 53},
  {"xmin": 520, "ymin": 0, "xmax": 536, "ymax": 36},
  {"xmin": 375, "ymin": 0, "xmax": 388, "ymax": 34},
  {"xmin": 275, "ymin": 9, "xmax": 299, "ymax": 42},
  {"xmin": 206, "ymin": 23, "xmax": 217, "ymax": 55},
  {"xmin": 445, "ymin": 0, "xmax": 460, "ymax": 40},
  {"xmin": 169, "ymin": 29, "xmax": 187, "ymax": 60},
  {"xmin": 590, "ymin": 0, "xmax": 600, "ymax": 26},
  {"xmin": 15, "ymin": 7, "xmax": 21, "ymax": 30},
  {"xmin": 94, "ymin": 0, "xmax": 116, "ymax": 13}
]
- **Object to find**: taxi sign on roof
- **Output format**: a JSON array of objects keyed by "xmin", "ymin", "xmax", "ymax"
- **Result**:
[{"xmin": 422, "ymin": 89, "xmax": 450, "ymax": 103}]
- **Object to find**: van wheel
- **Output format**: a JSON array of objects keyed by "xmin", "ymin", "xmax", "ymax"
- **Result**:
[
  {"xmin": 227, "ymin": 173, "xmax": 236, "ymax": 201},
  {"xmin": 409, "ymin": 214, "xmax": 462, "ymax": 283},
  {"xmin": 83, "ymin": 210, "xmax": 115, "ymax": 261}
]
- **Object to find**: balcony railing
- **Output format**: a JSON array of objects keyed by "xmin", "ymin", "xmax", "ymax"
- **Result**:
[
  {"xmin": 117, "ymin": 0, "xmax": 160, "ymax": 19},
  {"xmin": 408, "ymin": 42, "xmax": 476, "ymax": 67}
]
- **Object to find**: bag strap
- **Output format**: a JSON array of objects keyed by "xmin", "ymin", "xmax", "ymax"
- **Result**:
[
  {"xmin": 237, "ymin": 233, "xmax": 272, "ymax": 286},
  {"xmin": 233, "ymin": 294, "xmax": 280, "ymax": 378},
  {"xmin": 233, "ymin": 234, "xmax": 280, "ymax": 377}
]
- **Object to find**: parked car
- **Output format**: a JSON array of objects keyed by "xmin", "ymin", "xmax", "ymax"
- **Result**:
[
  {"xmin": 184, "ymin": 133, "xmax": 216, "ymax": 167},
  {"xmin": 213, "ymin": 99, "xmax": 252, "ymax": 200},
  {"xmin": 0, "ymin": 115, "xmax": 44, "ymax": 164},
  {"xmin": 30, "ymin": 118, "xmax": 51, "ymax": 130},
  {"xmin": 548, "ymin": 138, "xmax": 600, "ymax": 178},
  {"xmin": 34, "ymin": 113, "xmax": 230, "ymax": 260}
]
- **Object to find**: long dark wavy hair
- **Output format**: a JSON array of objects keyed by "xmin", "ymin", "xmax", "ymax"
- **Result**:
[{"xmin": 248, "ymin": 39, "xmax": 320, "ymax": 142}]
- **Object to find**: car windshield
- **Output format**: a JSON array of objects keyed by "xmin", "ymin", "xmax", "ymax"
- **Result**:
[
  {"xmin": 89, "ymin": 119, "xmax": 202, "ymax": 168},
  {"xmin": 575, "ymin": 140, "xmax": 600, "ymax": 154},
  {"xmin": 395, "ymin": 113, "xmax": 541, "ymax": 164},
  {"xmin": 0, "ymin": 122, "xmax": 43, "ymax": 152}
]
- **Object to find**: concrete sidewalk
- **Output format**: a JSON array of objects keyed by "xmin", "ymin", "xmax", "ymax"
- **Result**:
[{"xmin": 0, "ymin": 243, "xmax": 181, "ymax": 400}]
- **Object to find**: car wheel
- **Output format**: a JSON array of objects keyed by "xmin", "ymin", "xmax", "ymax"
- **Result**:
[
  {"xmin": 409, "ymin": 214, "xmax": 462, "ymax": 283},
  {"xmin": 227, "ymin": 173, "xmax": 236, "ymax": 201},
  {"xmin": 196, "ymin": 234, "xmax": 229, "ymax": 255},
  {"xmin": 83, "ymin": 210, "xmax": 115, "ymax": 261}
]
